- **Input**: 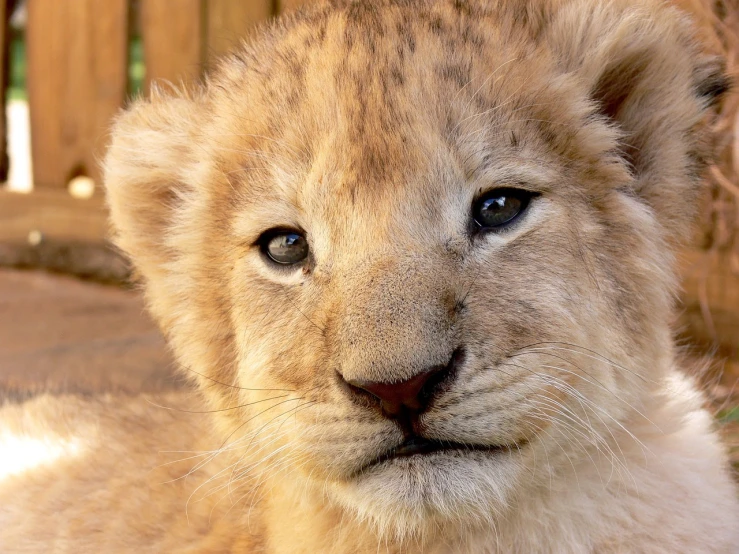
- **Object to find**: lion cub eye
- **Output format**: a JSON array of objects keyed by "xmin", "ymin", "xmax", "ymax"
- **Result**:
[
  {"xmin": 472, "ymin": 188, "xmax": 535, "ymax": 230},
  {"xmin": 259, "ymin": 229, "xmax": 310, "ymax": 265}
]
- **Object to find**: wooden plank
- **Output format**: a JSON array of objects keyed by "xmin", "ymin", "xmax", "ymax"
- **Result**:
[
  {"xmin": 0, "ymin": 187, "xmax": 123, "ymax": 281},
  {"xmin": 26, "ymin": 0, "xmax": 128, "ymax": 190},
  {"xmin": 141, "ymin": 0, "xmax": 204, "ymax": 90},
  {"xmin": 0, "ymin": 188, "xmax": 108, "ymax": 243},
  {"xmin": 277, "ymin": 0, "xmax": 312, "ymax": 14},
  {"xmin": 205, "ymin": 0, "xmax": 273, "ymax": 65}
]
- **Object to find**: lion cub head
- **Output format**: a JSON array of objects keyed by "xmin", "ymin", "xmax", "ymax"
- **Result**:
[{"xmin": 105, "ymin": 0, "xmax": 725, "ymax": 540}]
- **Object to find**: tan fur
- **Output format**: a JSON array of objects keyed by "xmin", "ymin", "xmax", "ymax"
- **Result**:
[{"xmin": 2, "ymin": 1, "xmax": 738, "ymax": 552}]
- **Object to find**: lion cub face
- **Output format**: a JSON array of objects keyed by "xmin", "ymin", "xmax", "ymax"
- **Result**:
[{"xmin": 106, "ymin": 0, "xmax": 724, "ymax": 538}]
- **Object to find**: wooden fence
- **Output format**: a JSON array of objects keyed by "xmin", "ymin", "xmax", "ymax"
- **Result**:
[{"xmin": 0, "ymin": 0, "xmax": 309, "ymax": 251}]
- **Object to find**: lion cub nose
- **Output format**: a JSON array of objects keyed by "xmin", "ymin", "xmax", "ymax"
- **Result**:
[{"xmin": 345, "ymin": 350, "xmax": 462, "ymax": 419}]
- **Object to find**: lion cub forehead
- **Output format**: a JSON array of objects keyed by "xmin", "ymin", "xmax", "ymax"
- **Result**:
[
  {"xmin": 209, "ymin": 1, "xmax": 570, "ymax": 167},
  {"xmin": 210, "ymin": 0, "xmax": 626, "ymax": 245}
]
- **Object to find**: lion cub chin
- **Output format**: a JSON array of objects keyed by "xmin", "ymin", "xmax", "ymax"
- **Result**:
[{"xmin": 2, "ymin": 0, "xmax": 738, "ymax": 552}]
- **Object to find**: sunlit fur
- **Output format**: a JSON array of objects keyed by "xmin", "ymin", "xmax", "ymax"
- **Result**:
[{"xmin": 1, "ymin": 0, "xmax": 738, "ymax": 552}]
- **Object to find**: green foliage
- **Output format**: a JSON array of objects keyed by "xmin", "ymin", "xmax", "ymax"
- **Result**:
[
  {"xmin": 8, "ymin": 35, "xmax": 25, "ymax": 101},
  {"xmin": 128, "ymin": 37, "xmax": 145, "ymax": 98},
  {"xmin": 717, "ymin": 406, "xmax": 739, "ymax": 423}
]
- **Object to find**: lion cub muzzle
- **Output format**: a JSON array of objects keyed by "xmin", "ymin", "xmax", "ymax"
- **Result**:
[{"xmin": 330, "ymin": 256, "xmax": 464, "ymax": 428}]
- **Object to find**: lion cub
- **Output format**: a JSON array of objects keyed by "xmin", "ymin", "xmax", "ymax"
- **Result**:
[{"xmin": 1, "ymin": 0, "xmax": 738, "ymax": 552}]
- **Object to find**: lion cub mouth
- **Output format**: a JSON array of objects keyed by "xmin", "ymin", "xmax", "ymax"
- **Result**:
[{"xmin": 364, "ymin": 436, "xmax": 509, "ymax": 471}]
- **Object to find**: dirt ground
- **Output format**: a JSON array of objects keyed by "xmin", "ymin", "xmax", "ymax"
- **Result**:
[{"xmin": 0, "ymin": 267, "xmax": 178, "ymax": 399}]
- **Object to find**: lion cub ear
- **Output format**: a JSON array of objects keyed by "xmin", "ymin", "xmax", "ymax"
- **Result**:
[
  {"xmin": 104, "ymin": 90, "xmax": 202, "ymax": 286},
  {"xmin": 543, "ymin": 0, "xmax": 728, "ymax": 241}
]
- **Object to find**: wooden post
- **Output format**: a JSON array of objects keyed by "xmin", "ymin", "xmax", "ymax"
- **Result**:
[
  {"xmin": 140, "ymin": 0, "xmax": 205, "ymax": 91},
  {"xmin": 26, "ymin": 0, "xmax": 128, "ymax": 190},
  {"xmin": 205, "ymin": 0, "xmax": 273, "ymax": 65}
]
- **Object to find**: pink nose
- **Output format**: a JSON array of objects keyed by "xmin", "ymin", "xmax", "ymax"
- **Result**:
[
  {"xmin": 347, "ymin": 369, "xmax": 441, "ymax": 416},
  {"xmin": 344, "ymin": 349, "xmax": 462, "ymax": 419}
]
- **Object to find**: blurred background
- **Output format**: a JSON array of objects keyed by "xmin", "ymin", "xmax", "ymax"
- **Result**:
[
  {"xmin": 0, "ymin": 0, "xmax": 736, "ymax": 475},
  {"xmin": 0, "ymin": 1, "xmax": 307, "ymax": 393}
]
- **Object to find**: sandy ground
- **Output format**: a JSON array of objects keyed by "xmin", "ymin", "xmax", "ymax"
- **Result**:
[{"xmin": 0, "ymin": 268, "xmax": 178, "ymax": 399}]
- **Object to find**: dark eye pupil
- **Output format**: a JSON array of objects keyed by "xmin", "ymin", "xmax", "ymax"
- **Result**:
[
  {"xmin": 473, "ymin": 189, "xmax": 529, "ymax": 229},
  {"xmin": 264, "ymin": 232, "xmax": 309, "ymax": 265}
]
